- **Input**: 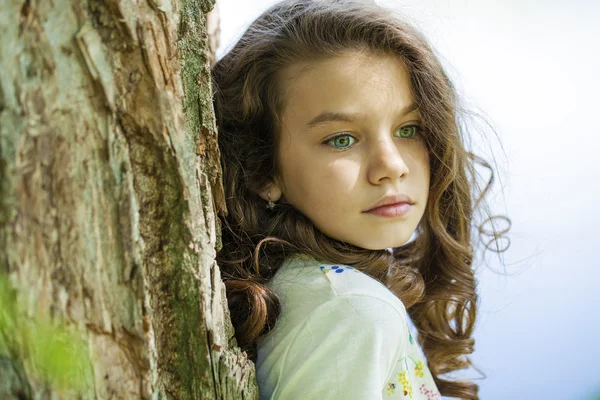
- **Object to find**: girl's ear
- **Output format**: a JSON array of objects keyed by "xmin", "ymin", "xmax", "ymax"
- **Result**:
[{"xmin": 257, "ymin": 180, "xmax": 283, "ymax": 202}]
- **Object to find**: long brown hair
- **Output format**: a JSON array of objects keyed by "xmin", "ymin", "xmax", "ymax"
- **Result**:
[{"xmin": 212, "ymin": 1, "xmax": 508, "ymax": 399}]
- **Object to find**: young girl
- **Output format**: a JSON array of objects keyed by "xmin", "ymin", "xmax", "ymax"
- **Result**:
[{"xmin": 212, "ymin": 1, "xmax": 505, "ymax": 399}]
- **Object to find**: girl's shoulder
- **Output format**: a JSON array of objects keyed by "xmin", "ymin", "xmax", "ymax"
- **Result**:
[{"xmin": 268, "ymin": 253, "xmax": 406, "ymax": 322}]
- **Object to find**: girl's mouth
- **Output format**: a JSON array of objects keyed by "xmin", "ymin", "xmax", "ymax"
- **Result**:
[{"xmin": 364, "ymin": 202, "xmax": 412, "ymax": 217}]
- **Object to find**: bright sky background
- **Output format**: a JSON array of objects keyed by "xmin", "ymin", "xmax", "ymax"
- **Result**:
[{"xmin": 215, "ymin": 1, "xmax": 600, "ymax": 399}]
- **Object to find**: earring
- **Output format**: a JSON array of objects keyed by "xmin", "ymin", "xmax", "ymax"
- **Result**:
[{"xmin": 266, "ymin": 192, "xmax": 276, "ymax": 210}]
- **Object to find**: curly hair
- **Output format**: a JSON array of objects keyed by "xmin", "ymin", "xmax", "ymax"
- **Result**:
[{"xmin": 211, "ymin": 1, "xmax": 508, "ymax": 399}]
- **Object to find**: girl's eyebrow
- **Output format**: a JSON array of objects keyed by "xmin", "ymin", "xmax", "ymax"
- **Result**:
[
  {"xmin": 306, "ymin": 102, "xmax": 419, "ymax": 128},
  {"xmin": 306, "ymin": 111, "xmax": 357, "ymax": 128}
]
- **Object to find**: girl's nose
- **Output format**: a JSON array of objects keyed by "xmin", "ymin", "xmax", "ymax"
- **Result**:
[{"xmin": 367, "ymin": 139, "xmax": 409, "ymax": 185}]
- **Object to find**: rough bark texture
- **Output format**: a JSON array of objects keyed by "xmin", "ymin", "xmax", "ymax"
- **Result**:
[{"xmin": 0, "ymin": 0, "xmax": 257, "ymax": 399}]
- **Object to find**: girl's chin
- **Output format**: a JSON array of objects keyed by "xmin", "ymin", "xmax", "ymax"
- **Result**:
[
  {"xmin": 349, "ymin": 238, "xmax": 413, "ymax": 251},
  {"xmin": 324, "ymin": 226, "xmax": 416, "ymax": 250}
]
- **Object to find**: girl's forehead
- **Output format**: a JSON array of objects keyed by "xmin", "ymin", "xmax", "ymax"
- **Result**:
[
  {"xmin": 278, "ymin": 50, "xmax": 405, "ymax": 85},
  {"xmin": 276, "ymin": 52, "xmax": 415, "ymax": 122}
]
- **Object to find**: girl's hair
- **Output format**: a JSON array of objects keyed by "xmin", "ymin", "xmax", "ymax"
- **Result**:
[{"xmin": 212, "ymin": 1, "xmax": 507, "ymax": 399}]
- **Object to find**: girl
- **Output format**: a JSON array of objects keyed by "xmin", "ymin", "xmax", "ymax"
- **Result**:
[{"xmin": 212, "ymin": 0, "xmax": 505, "ymax": 399}]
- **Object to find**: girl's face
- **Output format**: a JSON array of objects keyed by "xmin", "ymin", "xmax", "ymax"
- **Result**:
[{"xmin": 266, "ymin": 51, "xmax": 430, "ymax": 250}]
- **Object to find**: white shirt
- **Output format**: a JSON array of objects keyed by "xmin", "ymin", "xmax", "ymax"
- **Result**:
[{"xmin": 256, "ymin": 254, "xmax": 441, "ymax": 399}]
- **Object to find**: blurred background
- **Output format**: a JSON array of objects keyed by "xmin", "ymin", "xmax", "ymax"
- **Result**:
[{"xmin": 215, "ymin": 0, "xmax": 600, "ymax": 399}]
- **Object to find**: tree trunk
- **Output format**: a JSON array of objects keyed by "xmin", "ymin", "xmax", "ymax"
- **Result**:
[{"xmin": 0, "ymin": 0, "xmax": 257, "ymax": 398}]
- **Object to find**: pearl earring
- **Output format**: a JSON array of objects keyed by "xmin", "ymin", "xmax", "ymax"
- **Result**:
[{"xmin": 266, "ymin": 192, "xmax": 276, "ymax": 210}]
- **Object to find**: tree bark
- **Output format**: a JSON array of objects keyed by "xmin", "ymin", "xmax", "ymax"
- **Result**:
[{"xmin": 0, "ymin": 0, "xmax": 257, "ymax": 399}]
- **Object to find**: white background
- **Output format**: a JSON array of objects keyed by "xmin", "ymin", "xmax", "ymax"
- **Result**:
[{"xmin": 215, "ymin": 1, "xmax": 600, "ymax": 398}]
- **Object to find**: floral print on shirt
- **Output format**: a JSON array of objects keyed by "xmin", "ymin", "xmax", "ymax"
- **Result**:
[
  {"xmin": 385, "ymin": 330, "xmax": 441, "ymax": 399},
  {"xmin": 319, "ymin": 265, "xmax": 359, "ymax": 274}
]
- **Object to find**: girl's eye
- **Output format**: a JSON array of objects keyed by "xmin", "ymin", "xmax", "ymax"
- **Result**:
[
  {"xmin": 326, "ymin": 134, "xmax": 357, "ymax": 149},
  {"xmin": 394, "ymin": 125, "xmax": 420, "ymax": 139}
]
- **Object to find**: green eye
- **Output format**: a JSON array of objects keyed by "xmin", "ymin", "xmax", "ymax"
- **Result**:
[
  {"xmin": 395, "ymin": 125, "xmax": 419, "ymax": 138},
  {"xmin": 328, "ymin": 134, "xmax": 356, "ymax": 149}
]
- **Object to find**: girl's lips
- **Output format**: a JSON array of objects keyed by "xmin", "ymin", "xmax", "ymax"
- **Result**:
[
  {"xmin": 365, "ymin": 193, "xmax": 414, "ymax": 211},
  {"xmin": 364, "ymin": 202, "xmax": 412, "ymax": 217}
]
